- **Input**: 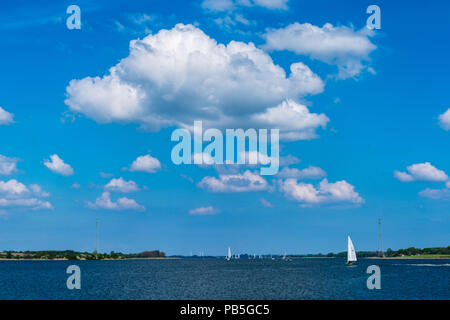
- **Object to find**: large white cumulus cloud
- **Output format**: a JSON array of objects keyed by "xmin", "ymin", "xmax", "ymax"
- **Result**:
[{"xmin": 65, "ymin": 24, "xmax": 327, "ymax": 140}]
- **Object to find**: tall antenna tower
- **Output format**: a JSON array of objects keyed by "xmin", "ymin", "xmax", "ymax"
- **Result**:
[
  {"xmin": 95, "ymin": 218, "xmax": 99, "ymax": 258},
  {"xmin": 378, "ymin": 218, "xmax": 383, "ymax": 257}
]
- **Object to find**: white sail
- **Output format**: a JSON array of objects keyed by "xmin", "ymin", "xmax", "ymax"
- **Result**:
[
  {"xmin": 347, "ymin": 236, "xmax": 357, "ymax": 262},
  {"xmin": 227, "ymin": 247, "xmax": 231, "ymax": 260}
]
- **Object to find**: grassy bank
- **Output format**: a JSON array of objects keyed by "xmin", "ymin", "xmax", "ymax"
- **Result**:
[{"xmin": 368, "ymin": 254, "xmax": 450, "ymax": 259}]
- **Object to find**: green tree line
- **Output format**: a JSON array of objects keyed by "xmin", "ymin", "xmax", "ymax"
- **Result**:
[{"xmin": 0, "ymin": 250, "xmax": 166, "ymax": 260}]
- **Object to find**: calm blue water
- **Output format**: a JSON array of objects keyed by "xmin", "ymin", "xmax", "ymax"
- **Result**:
[{"xmin": 0, "ymin": 258, "xmax": 448, "ymax": 299}]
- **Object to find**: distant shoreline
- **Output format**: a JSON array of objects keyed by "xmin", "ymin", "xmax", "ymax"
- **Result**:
[
  {"xmin": 0, "ymin": 257, "xmax": 180, "ymax": 261},
  {"xmin": 367, "ymin": 256, "xmax": 450, "ymax": 260}
]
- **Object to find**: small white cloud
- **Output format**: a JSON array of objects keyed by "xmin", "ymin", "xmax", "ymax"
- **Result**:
[
  {"xmin": 129, "ymin": 154, "xmax": 161, "ymax": 173},
  {"xmin": 419, "ymin": 188, "xmax": 450, "ymax": 200},
  {"xmin": 189, "ymin": 206, "xmax": 219, "ymax": 215},
  {"xmin": 263, "ymin": 23, "xmax": 376, "ymax": 79},
  {"xmin": 393, "ymin": 170, "xmax": 414, "ymax": 182},
  {"xmin": 278, "ymin": 166, "xmax": 327, "ymax": 179},
  {"xmin": 28, "ymin": 184, "xmax": 50, "ymax": 197},
  {"xmin": 279, "ymin": 155, "xmax": 300, "ymax": 167},
  {"xmin": 0, "ymin": 179, "xmax": 28, "ymax": 196},
  {"xmin": 198, "ymin": 170, "xmax": 269, "ymax": 193},
  {"xmin": 438, "ymin": 108, "xmax": 450, "ymax": 131},
  {"xmin": 279, "ymin": 178, "xmax": 364, "ymax": 205},
  {"xmin": 44, "ymin": 154, "xmax": 74, "ymax": 176},
  {"xmin": 128, "ymin": 13, "xmax": 157, "ymax": 25},
  {"xmin": 87, "ymin": 191, "xmax": 144, "ymax": 211},
  {"xmin": 252, "ymin": 0, "xmax": 289, "ymax": 10},
  {"xmin": 0, "ymin": 106, "xmax": 14, "ymax": 125},
  {"xmin": 70, "ymin": 183, "xmax": 81, "ymax": 189},
  {"xmin": 0, "ymin": 155, "xmax": 19, "ymax": 175},
  {"xmin": 250, "ymin": 99, "xmax": 329, "ymax": 141},
  {"xmin": 0, "ymin": 179, "xmax": 52, "ymax": 211},
  {"xmin": 0, "ymin": 198, "xmax": 53, "ymax": 210},
  {"xmin": 105, "ymin": 177, "xmax": 139, "ymax": 193},
  {"xmin": 394, "ymin": 162, "xmax": 448, "ymax": 182}
]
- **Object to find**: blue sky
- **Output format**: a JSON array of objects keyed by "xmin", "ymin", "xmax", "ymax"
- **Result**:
[{"xmin": 0, "ymin": 0, "xmax": 449, "ymax": 255}]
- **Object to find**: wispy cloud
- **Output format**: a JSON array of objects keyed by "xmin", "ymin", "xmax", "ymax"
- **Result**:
[
  {"xmin": 0, "ymin": 155, "xmax": 19, "ymax": 175},
  {"xmin": 189, "ymin": 206, "xmax": 219, "ymax": 215}
]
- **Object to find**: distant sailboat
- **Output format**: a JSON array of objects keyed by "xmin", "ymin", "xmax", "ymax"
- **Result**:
[
  {"xmin": 346, "ymin": 236, "xmax": 357, "ymax": 266},
  {"xmin": 282, "ymin": 250, "xmax": 291, "ymax": 262},
  {"xmin": 226, "ymin": 247, "xmax": 231, "ymax": 261}
]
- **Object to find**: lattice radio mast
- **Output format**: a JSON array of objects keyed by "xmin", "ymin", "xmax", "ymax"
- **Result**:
[
  {"xmin": 378, "ymin": 218, "xmax": 384, "ymax": 257},
  {"xmin": 95, "ymin": 218, "xmax": 99, "ymax": 258}
]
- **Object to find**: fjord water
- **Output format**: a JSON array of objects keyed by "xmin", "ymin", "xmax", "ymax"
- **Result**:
[{"xmin": 0, "ymin": 258, "xmax": 448, "ymax": 299}]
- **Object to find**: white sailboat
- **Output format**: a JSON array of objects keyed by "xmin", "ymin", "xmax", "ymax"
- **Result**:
[
  {"xmin": 226, "ymin": 247, "xmax": 231, "ymax": 261},
  {"xmin": 346, "ymin": 236, "xmax": 357, "ymax": 265},
  {"xmin": 283, "ymin": 250, "xmax": 291, "ymax": 262}
]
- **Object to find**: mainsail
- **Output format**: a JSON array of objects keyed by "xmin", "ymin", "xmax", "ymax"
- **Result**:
[
  {"xmin": 227, "ymin": 247, "xmax": 231, "ymax": 260},
  {"xmin": 347, "ymin": 236, "xmax": 357, "ymax": 262}
]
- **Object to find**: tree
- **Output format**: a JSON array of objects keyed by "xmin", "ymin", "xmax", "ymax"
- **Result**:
[
  {"xmin": 65, "ymin": 252, "xmax": 78, "ymax": 260},
  {"xmin": 386, "ymin": 248, "xmax": 393, "ymax": 257}
]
